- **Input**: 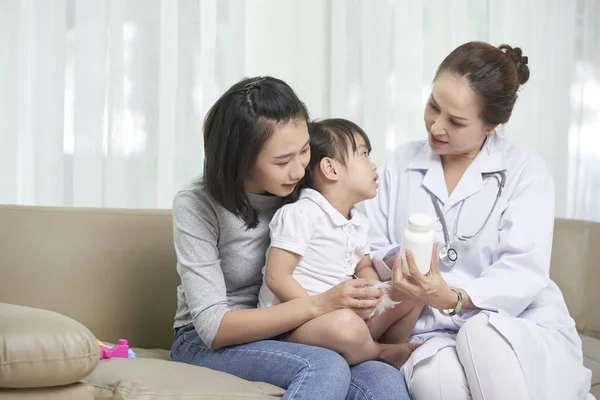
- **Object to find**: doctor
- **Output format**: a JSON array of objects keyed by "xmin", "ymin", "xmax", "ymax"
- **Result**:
[{"xmin": 366, "ymin": 41, "xmax": 593, "ymax": 400}]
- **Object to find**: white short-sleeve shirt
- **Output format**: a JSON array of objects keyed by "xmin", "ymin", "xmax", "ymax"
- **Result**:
[{"xmin": 258, "ymin": 188, "xmax": 370, "ymax": 308}]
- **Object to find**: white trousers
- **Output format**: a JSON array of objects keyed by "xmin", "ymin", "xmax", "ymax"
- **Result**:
[{"xmin": 407, "ymin": 313, "xmax": 530, "ymax": 400}]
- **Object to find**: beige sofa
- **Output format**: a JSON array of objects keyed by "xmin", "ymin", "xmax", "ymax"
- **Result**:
[{"xmin": 0, "ymin": 205, "xmax": 598, "ymax": 399}]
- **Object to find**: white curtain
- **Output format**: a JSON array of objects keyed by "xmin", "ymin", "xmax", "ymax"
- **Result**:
[{"xmin": 0, "ymin": 0, "xmax": 599, "ymax": 220}]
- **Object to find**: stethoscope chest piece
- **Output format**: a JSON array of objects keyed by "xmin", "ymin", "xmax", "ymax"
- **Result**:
[{"xmin": 439, "ymin": 243, "xmax": 458, "ymax": 267}]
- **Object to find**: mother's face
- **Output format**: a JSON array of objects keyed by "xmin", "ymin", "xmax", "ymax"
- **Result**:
[
  {"xmin": 424, "ymin": 71, "xmax": 496, "ymax": 158},
  {"xmin": 245, "ymin": 118, "xmax": 310, "ymax": 197}
]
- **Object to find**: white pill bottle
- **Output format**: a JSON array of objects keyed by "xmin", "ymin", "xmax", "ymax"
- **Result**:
[{"xmin": 400, "ymin": 213, "xmax": 435, "ymax": 276}]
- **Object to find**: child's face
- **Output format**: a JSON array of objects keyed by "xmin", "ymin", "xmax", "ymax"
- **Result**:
[
  {"xmin": 339, "ymin": 134, "xmax": 379, "ymax": 202},
  {"xmin": 246, "ymin": 118, "xmax": 310, "ymax": 197}
]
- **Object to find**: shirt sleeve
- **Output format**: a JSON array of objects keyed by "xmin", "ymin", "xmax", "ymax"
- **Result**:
[
  {"xmin": 269, "ymin": 205, "xmax": 317, "ymax": 256},
  {"xmin": 460, "ymin": 156, "xmax": 555, "ymax": 317},
  {"xmin": 173, "ymin": 190, "xmax": 229, "ymax": 349}
]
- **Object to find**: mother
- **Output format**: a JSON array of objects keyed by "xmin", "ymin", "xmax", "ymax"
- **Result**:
[
  {"xmin": 366, "ymin": 41, "xmax": 593, "ymax": 399},
  {"xmin": 170, "ymin": 76, "xmax": 410, "ymax": 399}
]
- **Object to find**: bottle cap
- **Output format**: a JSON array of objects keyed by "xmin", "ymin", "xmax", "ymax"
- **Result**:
[{"xmin": 408, "ymin": 213, "xmax": 433, "ymax": 232}]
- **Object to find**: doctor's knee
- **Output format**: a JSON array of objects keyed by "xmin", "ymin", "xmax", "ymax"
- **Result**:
[
  {"xmin": 408, "ymin": 348, "xmax": 469, "ymax": 400},
  {"xmin": 456, "ymin": 312, "xmax": 501, "ymax": 357}
]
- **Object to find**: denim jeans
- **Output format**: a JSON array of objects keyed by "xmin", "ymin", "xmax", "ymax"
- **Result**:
[{"xmin": 171, "ymin": 324, "xmax": 410, "ymax": 400}]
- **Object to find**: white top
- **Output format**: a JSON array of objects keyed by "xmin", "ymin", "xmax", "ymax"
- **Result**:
[
  {"xmin": 364, "ymin": 133, "xmax": 592, "ymax": 398},
  {"xmin": 258, "ymin": 188, "xmax": 370, "ymax": 308}
]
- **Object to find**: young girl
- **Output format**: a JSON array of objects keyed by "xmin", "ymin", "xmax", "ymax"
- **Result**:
[
  {"xmin": 170, "ymin": 77, "xmax": 411, "ymax": 400},
  {"xmin": 258, "ymin": 118, "xmax": 423, "ymax": 369}
]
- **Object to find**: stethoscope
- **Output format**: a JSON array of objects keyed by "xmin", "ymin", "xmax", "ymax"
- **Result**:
[{"xmin": 429, "ymin": 171, "xmax": 506, "ymax": 267}]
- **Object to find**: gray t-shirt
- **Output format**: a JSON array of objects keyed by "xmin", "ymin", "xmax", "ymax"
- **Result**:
[{"xmin": 172, "ymin": 178, "xmax": 282, "ymax": 348}]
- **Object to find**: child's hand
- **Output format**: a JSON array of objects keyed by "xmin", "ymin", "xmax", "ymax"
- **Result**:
[{"xmin": 313, "ymin": 278, "xmax": 382, "ymax": 317}]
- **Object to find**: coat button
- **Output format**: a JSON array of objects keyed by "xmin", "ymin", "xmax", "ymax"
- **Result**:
[{"xmin": 434, "ymin": 222, "xmax": 443, "ymax": 232}]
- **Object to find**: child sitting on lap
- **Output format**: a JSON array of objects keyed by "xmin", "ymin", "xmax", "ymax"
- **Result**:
[{"xmin": 258, "ymin": 118, "xmax": 422, "ymax": 368}]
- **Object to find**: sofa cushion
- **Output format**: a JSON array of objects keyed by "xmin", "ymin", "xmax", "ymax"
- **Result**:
[
  {"xmin": 126, "ymin": 336, "xmax": 597, "ymax": 398},
  {"xmin": 0, "ymin": 303, "xmax": 99, "ymax": 389},
  {"xmin": 83, "ymin": 358, "xmax": 285, "ymax": 399},
  {"xmin": 0, "ymin": 206, "xmax": 178, "ymax": 351},
  {"xmin": 127, "ymin": 347, "xmax": 170, "ymax": 361},
  {"xmin": 0, "ymin": 383, "xmax": 95, "ymax": 399}
]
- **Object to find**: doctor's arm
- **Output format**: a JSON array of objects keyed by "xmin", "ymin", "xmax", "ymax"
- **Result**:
[
  {"xmin": 456, "ymin": 158, "xmax": 555, "ymax": 317},
  {"xmin": 391, "ymin": 158, "xmax": 554, "ymax": 316}
]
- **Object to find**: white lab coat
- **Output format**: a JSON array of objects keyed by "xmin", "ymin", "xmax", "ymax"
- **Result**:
[{"xmin": 366, "ymin": 133, "xmax": 593, "ymax": 399}]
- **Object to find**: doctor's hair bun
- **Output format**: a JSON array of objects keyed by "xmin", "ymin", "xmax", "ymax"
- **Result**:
[
  {"xmin": 499, "ymin": 44, "xmax": 530, "ymax": 86},
  {"xmin": 435, "ymin": 41, "xmax": 528, "ymax": 125}
]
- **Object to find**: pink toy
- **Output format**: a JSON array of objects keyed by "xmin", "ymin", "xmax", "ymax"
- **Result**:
[{"xmin": 99, "ymin": 339, "xmax": 130, "ymax": 360}]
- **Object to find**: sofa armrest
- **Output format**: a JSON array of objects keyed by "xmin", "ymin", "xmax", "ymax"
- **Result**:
[{"xmin": 0, "ymin": 303, "xmax": 99, "ymax": 388}]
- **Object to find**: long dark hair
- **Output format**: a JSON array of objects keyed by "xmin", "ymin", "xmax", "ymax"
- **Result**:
[{"xmin": 203, "ymin": 76, "xmax": 309, "ymax": 228}]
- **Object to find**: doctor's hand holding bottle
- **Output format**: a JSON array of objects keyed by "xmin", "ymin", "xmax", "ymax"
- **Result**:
[{"xmin": 390, "ymin": 243, "xmax": 476, "ymax": 316}]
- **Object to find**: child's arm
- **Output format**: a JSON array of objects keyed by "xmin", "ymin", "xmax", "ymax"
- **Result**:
[
  {"xmin": 265, "ymin": 247, "xmax": 310, "ymax": 303},
  {"xmin": 354, "ymin": 255, "xmax": 381, "ymax": 281}
]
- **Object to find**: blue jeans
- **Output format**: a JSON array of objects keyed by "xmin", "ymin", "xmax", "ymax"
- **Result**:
[{"xmin": 171, "ymin": 324, "xmax": 410, "ymax": 400}]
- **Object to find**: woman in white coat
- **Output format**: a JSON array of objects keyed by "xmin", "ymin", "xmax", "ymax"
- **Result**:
[{"xmin": 365, "ymin": 41, "xmax": 593, "ymax": 400}]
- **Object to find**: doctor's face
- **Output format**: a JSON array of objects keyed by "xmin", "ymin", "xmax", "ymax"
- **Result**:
[{"xmin": 424, "ymin": 71, "xmax": 496, "ymax": 158}]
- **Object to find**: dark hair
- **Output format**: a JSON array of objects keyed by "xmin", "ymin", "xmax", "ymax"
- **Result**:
[
  {"xmin": 434, "ymin": 41, "xmax": 530, "ymax": 126},
  {"xmin": 303, "ymin": 118, "xmax": 371, "ymax": 189},
  {"xmin": 203, "ymin": 76, "xmax": 309, "ymax": 228}
]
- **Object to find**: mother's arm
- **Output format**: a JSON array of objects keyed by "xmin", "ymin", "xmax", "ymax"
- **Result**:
[{"xmin": 174, "ymin": 191, "xmax": 382, "ymax": 350}]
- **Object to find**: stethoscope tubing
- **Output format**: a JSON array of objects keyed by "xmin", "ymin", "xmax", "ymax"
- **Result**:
[{"xmin": 428, "ymin": 171, "xmax": 506, "ymax": 267}]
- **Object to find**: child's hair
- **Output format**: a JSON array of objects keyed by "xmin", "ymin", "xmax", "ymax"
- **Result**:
[
  {"xmin": 203, "ymin": 76, "xmax": 309, "ymax": 228},
  {"xmin": 304, "ymin": 118, "xmax": 372, "ymax": 189}
]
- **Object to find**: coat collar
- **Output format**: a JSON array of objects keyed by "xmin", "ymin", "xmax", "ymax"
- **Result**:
[{"xmin": 407, "ymin": 133, "xmax": 507, "ymax": 210}]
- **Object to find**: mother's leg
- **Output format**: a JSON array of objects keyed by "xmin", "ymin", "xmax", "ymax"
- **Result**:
[
  {"xmin": 171, "ymin": 324, "xmax": 351, "ymax": 400},
  {"xmin": 348, "ymin": 361, "xmax": 411, "ymax": 400},
  {"xmin": 456, "ymin": 312, "xmax": 529, "ymax": 400}
]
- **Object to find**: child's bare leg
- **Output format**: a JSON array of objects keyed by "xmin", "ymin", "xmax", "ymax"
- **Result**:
[
  {"xmin": 367, "ymin": 294, "xmax": 424, "ymax": 344},
  {"xmin": 287, "ymin": 309, "xmax": 419, "ymax": 368},
  {"xmin": 379, "ymin": 302, "xmax": 423, "ymax": 344},
  {"xmin": 288, "ymin": 309, "xmax": 379, "ymax": 365}
]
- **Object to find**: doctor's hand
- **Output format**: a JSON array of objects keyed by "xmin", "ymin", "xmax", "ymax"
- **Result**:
[{"xmin": 390, "ymin": 243, "xmax": 460, "ymax": 311}]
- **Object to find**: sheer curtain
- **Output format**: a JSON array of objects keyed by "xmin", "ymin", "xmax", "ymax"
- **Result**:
[{"xmin": 0, "ymin": 0, "xmax": 599, "ymax": 220}]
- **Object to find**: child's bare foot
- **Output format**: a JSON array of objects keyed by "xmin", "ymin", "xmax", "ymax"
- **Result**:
[{"xmin": 378, "ymin": 342, "xmax": 421, "ymax": 369}]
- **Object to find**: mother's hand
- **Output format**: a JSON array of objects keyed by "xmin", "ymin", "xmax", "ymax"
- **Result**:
[
  {"xmin": 391, "ymin": 243, "xmax": 459, "ymax": 310},
  {"xmin": 314, "ymin": 278, "xmax": 382, "ymax": 318}
]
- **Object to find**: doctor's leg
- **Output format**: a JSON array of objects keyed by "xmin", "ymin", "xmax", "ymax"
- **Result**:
[
  {"xmin": 407, "ymin": 347, "xmax": 471, "ymax": 400},
  {"xmin": 456, "ymin": 313, "xmax": 530, "ymax": 400}
]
